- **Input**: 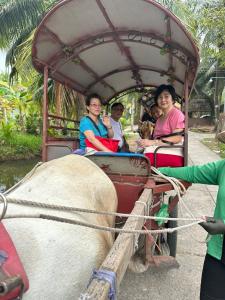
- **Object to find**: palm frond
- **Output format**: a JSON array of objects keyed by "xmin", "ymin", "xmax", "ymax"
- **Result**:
[{"xmin": 0, "ymin": 0, "xmax": 48, "ymax": 48}]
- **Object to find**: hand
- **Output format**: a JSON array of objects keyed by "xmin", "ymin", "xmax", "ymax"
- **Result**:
[
  {"xmin": 199, "ymin": 216, "xmax": 225, "ymax": 235},
  {"xmin": 102, "ymin": 114, "xmax": 111, "ymax": 128},
  {"xmin": 137, "ymin": 139, "xmax": 156, "ymax": 148}
]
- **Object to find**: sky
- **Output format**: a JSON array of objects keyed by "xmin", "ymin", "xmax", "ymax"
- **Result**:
[{"xmin": 0, "ymin": 50, "xmax": 6, "ymax": 73}]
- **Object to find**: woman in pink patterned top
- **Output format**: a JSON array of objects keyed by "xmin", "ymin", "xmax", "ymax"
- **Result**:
[{"xmin": 137, "ymin": 84, "xmax": 185, "ymax": 167}]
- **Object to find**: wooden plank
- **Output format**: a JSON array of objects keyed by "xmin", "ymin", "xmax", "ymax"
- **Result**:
[{"xmin": 83, "ymin": 188, "xmax": 152, "ymax": 299}]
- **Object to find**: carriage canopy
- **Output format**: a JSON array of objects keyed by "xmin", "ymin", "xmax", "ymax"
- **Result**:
[{"xmin": 32, "ymin": 0, "xmax": 199, "ymax": 103}]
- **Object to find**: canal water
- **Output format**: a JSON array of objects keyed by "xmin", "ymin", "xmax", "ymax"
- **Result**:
[{"xmin": 0, "ymin": 158, "xmax": 40, "ymax": 193}]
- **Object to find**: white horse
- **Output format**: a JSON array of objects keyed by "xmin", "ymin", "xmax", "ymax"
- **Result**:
[{"xmin": 3, "ymin": 154, "xmax": 118, "ymax": 299}]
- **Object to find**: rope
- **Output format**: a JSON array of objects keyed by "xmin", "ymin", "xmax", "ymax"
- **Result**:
[
  {"xmin": 1, "ymin": 196, "xmax": 202, "ymax": 222},
  {"xmin": 0, "ymin": 193, "xmax": 7, "ymax": 221},
  {"xmin": 151, "ymin": 167, "xmax": 209, "ymax": 244},
  {"xmin": 0, "ymin": 165, "xmax": 205, "ymax": 236},
  {"xmin": 3, "ymin": 162, "xmax": 43, "ymax": 195},
  {"xmin": 151, "ymin": 167, "xmax": 196, "ymax": 218},
  {"xmin": 3, "ymin": 213, "xmax": 203, "ymax": 235}
]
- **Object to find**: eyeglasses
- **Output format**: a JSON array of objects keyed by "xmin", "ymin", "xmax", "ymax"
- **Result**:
[{"xmin": 89, "ymin": 104, "xmax": 102, "ymax": 108}]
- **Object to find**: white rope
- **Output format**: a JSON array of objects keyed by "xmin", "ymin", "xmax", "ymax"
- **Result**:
[
  {"xmin": 151, "ymin": 167, "xmax": 195, "ymax": 219},
  {"xmin": 151, "ymin": 167, "xmax": 209, "ymax": 244},
  {"xmin": 3, "ymin": 213, "xmax": 203, "ymax": 235},
  {"xmin": 1, "ymin": 195, "xmax": 202, "ymax": 222},
  {"xmin": 0, "ymin": 193, "xmax": 7, "ymax": 221},
  {"xmin": 3, "ymin": 162, "xmax": 43, "ymax": 195},
  {"xmin": 0, "ymin": 165, "xmax": 205, "ymax": 236}
]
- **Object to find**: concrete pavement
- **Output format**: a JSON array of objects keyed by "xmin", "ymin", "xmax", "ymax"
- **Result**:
[{"xmin": 118, "ymin": 131, "xmax": 221, "ymax": 300}]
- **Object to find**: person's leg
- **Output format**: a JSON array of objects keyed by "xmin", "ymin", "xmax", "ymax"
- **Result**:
[{"xmin": 200, "ymin": 254, "xmax": 225, "ymax": 300}]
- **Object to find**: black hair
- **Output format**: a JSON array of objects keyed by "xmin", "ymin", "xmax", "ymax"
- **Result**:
[
  {"xmin": 111, "ymin": 102, "xmax": 124, "ymax": 110},
  {"xmin": 85, "ymin": 93, "xmax": 103, "ymax": 106},
  {"xmin": 154, "ymin": 84, "xmax": 177, "ymax": 104},
  {"xmin": 145, "ymin": 98, "xmax": 155, "ymax": 109}
]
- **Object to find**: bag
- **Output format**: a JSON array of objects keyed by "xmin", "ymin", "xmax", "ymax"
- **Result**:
[
  {"xmin": 85, "ymin": 137, "xmax": 119, "ymax": 152},
  {"xmin": 0, "ymin": 222, "xmax": 29, "ymax": 299}
]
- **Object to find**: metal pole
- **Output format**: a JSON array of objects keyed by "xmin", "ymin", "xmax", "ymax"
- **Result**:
[
  {"xmin": 184, "ymin": 68, "xmax": 189, "ymax": 166},
  {"xmin": 42, "ymin": 66, "xmax": 49, "ymax": 162}
]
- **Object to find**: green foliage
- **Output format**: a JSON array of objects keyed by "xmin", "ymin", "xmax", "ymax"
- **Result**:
[
  {"xmin": 199, "ymin": 2, "xmax": 225, "ymax": 66},
  {"xmin": 0, "ymin": 77, "xmax": 42, "ymax": 133},
  {"xmin": 25, "ymin": 111, "xmax": 41, "ymax": 135},
  {"xmin": 0, "ymin": 120, "xmax": 14, "ymax": 139},
  {"xmin": 11, "ymin": 133, "xmax": 41, "ymax": 154},
  {"xmin": 0, "ymin": 130, "xmax": 41, "ymax": 161},
  {"xmin": 0, "ymin": 0, "xmax": 53, "ymax": 48},
  {"xmin": 120, "ymin": 117, "xmax": 129, "ymax": 127}
]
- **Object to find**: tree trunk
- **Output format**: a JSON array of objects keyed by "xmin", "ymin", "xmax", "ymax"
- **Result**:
[{"xmin": 216, "ymin": 113, "xmax": 225, "ymax": 137}]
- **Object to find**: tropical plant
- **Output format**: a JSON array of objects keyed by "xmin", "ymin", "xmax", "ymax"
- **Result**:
[{"xmin": 0, "ymin": 120, "xmax": 14, "ymax": 140}]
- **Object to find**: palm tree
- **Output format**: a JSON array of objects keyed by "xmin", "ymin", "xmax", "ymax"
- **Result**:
[
  {"xmin": 0, "ymin": 1, "xmax": 57, "ymax": 78},
  {"xmin": 0, "ymin": 0, "xmax": 85, "ymax": 118}
]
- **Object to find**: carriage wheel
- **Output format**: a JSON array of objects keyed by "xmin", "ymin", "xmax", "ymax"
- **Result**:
[{"xmin": 167, "ymin": 196, "xmax": 178, "ymax": 257}]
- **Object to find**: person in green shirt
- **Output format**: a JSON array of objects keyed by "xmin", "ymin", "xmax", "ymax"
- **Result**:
[{"xmin": 159, "ymin": 159, "xmax": 225, "ymax": 300}]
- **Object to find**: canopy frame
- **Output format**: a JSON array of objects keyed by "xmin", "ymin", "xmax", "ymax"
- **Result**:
[{"xmin": 32, "ymin": 0, "xmax": 199, "ymax": 102}]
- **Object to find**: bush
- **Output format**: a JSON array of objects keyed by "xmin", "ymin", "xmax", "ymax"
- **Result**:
[
  {"xmin": 0, "ymin": 130, "xmax": 41, "ymax": 161},
  {"xmin": 0, "ymin": 121, "xmax": 14, "ymax": 140},
  {"xmin": 25, "ymin": 112, "xmax": 42, "ymax": 135}
]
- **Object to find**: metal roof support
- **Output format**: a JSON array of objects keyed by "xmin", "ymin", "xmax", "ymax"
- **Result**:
[
  {"xmin": 184, "ymin": 68, "xmax": 189, "ymax": 166},
  {"xmin": 32, "ymin": 0, "xmax": 199, "ymax": 102},
  {"xmin": 95, "ymin": 0, "xmax": 144, "ymax": 87},
  {"xmin": 42, "ymin": 66, "xmax": 49, "ymax": 162},
  {"xmin": 47, "ymin": 31, "xmax": 195, "ymax": 73},
  {"xmin": 86, "ymin": 66, "xmax": 184, "ymax": 93}
]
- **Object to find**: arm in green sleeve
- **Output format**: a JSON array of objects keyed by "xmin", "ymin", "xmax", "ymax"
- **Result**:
[{"xmin": 158, "ymin": 160, "xmax": 224, "ymax": 185}]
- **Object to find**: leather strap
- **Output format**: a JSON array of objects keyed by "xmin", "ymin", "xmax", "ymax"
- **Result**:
[{"xmin": 86, "ymin": 116, "xmax": 107, "ymax": 136}]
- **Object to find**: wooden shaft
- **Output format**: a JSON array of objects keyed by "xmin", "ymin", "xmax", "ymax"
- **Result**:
[{"xmin": 84, "ymin": 188, "xmax": 152, "ymax": 299}]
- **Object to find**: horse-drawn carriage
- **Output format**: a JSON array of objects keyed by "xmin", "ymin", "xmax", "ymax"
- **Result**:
[{"xmin": 0, "ymin": 0, "xmax": 200, "ymax": 299}]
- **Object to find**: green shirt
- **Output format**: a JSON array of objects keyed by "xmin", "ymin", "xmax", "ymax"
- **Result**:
[{"xmin": 159, "ymin": 159, "xmax": 225, "ymax": 261}]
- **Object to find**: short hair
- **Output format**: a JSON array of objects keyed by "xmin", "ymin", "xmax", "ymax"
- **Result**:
[
  {"xmin": 145, "ymin": 97, "xmax": 155, "ymax": 109},
  {"xmin": 85, "ymin": 93, "xmax": 103, "ymax": 106},
  {"xmin": 111, "ymin": 102, "xmax": 124, "ymax": 110},
  {"xmin": 154, "ymin": 84, "xmax": 177, "ymax": 104}
]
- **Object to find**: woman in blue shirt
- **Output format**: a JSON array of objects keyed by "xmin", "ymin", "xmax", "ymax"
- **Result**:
[{"xmin": 79, "ymin": 93, "xmax": 114, "ymax": 152}]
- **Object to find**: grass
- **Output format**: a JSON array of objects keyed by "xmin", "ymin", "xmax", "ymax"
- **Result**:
[
  {"xmin": 0, "ymin": 132, "xmax": 42, "ymax": 161},
  {"xmin": 201, "ymin": 138, "xmax": 225, "ymax": 158}
]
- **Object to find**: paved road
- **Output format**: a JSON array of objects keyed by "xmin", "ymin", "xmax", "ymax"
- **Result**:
[{"xmin": 118, "ymin": 131, "xmax": 220, "ymax": 300}]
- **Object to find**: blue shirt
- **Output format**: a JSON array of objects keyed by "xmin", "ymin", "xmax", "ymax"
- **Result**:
[{"xmin": 79, "ymin": 116, "xmax": 108, "ymax": 149}]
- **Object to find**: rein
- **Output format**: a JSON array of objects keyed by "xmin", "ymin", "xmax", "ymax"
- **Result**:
[{"xmin": 0, "ymin": 166, "xmax": 204, "ymax": 235}]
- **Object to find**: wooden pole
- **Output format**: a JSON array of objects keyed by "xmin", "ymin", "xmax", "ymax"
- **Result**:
[{"xmin": 84, "ymin": 188, "xmax": 152, "ymax": 299}]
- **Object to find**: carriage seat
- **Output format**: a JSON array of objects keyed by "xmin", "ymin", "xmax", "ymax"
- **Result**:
[
  {"xmin": 144, "ymin": 144, "xmax": 184, "ymax": 168},
  {"xmin": 87, "ymin": 152, "xmax": 151, "ymax": 214}
]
